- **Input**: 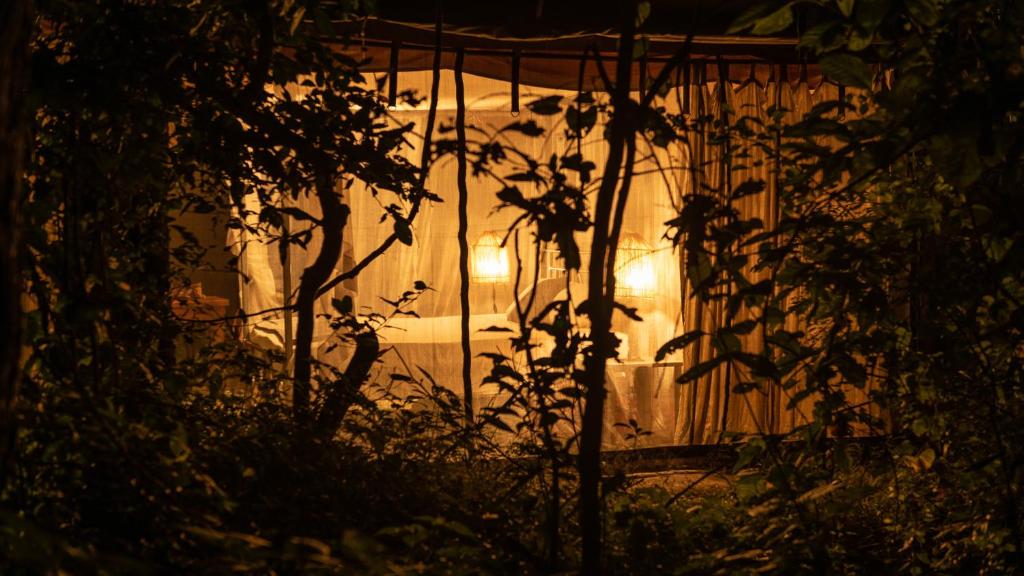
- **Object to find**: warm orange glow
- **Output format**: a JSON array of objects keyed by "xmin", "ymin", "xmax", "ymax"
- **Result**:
[
  {"xmin": 615, "ymin": 234, "xmax": 656, "ymax": 298},
  {"xmin": 471, "ymin": 231, "xmax": 510, "ymax": 283}
]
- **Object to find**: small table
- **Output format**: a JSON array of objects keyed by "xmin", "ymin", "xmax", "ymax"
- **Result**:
[{"xmin": 171, "ymin": 284, "xmax": 232, "ymax": 355}]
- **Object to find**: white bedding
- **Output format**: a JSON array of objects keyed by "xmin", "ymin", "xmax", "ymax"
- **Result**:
[{"xmin": 375, "ymin": 313, "xmax": 518, "ymax": 344}]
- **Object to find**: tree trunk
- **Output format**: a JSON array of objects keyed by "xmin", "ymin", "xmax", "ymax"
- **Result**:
[
  {"xmin": 303, "ymin": 3, "xmax": 445, "ymax": 434},
  {"xmin": 0, "ymin": 0, "xmax": 31, "ymax": 491},
  {"xmin": 292, "ymin": 174, "xmax": 347, "ymax": 424},
  {"xmin": 578, "ymin": 6, "xmax": 635, "ymax": 573},
  {"xmin": 316, "ymin": 331, "xmax": 378, "ymax": 437}
]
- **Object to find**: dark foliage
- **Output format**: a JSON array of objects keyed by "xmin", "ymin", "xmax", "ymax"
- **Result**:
[{"xmin": 3, "ymin": 0, "xmax": 1024, "ymax": 574}]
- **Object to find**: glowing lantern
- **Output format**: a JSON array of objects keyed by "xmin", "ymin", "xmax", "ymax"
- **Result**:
[
  {"xmin": 471, "ymin": 231, "xmax": 510, "ymax": 284},
  {"xmin": 615, "ymin": 233, "xmax": 656, "ymax": 298}
]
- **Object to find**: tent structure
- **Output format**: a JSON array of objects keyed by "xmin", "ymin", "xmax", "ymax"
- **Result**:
[{"xmin": 198, "ymin": 2, "xmax": 879, "ymax": 448}]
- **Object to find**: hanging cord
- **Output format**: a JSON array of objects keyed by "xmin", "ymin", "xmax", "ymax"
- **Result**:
[
  {"xmin": 359, "ymin": 16, "xmax": 367, "ymax": 55},
  {"xmin": 387, "ymin": 39, "xmax": 400, "ymax": 108},
  {"xmin": 575, "ymin": 47, "xmax": 586, "ymax": 158},
  {"xmin": 639, "ymin": 51, "xmax": 647, "ymax": 100},
  {"xmin": 511, "ymin": 48, "xmax": 520, "ymax": 116},
  {"xmin": 739, "ymin": 61, "xmax": 759, "ymax": 91},
  {"xmin": 838, "ymin": 83, "xmax": 847, "ymax": 119}
]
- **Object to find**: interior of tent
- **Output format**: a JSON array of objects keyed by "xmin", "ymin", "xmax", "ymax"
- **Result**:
[{"xmin": 203, "ymin": 19, "xmax": 879, "ymax": 449}]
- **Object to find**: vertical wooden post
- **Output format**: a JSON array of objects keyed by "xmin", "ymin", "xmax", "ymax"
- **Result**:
[
  {"xmin": 281, "ymin": 197, "xmax": 293, "ymax": 366},
  {"xmin": 716, "ymin": 57, "xmax": 734, "ymax": 440},
  {"xmin": 768, "ymin": 63, "xmax": 784, "ymax": 434},
  {"xmin": 455, "ymin": 48, "xmax": 473, "ymax": 423},
  {"xmin": 690, "ymin": 61, "xmax": 712, "ymax": 445}
]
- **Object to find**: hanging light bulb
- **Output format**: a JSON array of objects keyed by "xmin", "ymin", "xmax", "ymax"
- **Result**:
[
  {"xmin": 615, "ymin": 233, "xmax": 656, "ymax": 298},
  {"xmin": 471, "ymin": 231, "xmax": 510, "ymax": 284}
]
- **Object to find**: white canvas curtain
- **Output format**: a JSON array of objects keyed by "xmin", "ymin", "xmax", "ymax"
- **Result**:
[
  {"xmin": 232, "ymin": 69, "xmax": 858, "ymax": 447},
  {"xmin": 228, "ymin": 176, "xmax": 357, "ymax": 353}
]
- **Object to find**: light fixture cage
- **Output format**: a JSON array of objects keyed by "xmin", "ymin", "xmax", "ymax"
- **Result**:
[
  {"xmin": 471, "ymin": 231, "xmax": 511, "ymax": 284},
  {"xmin": 615, "ymin": 233, "xmax": 656, "ymax": 298}
]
